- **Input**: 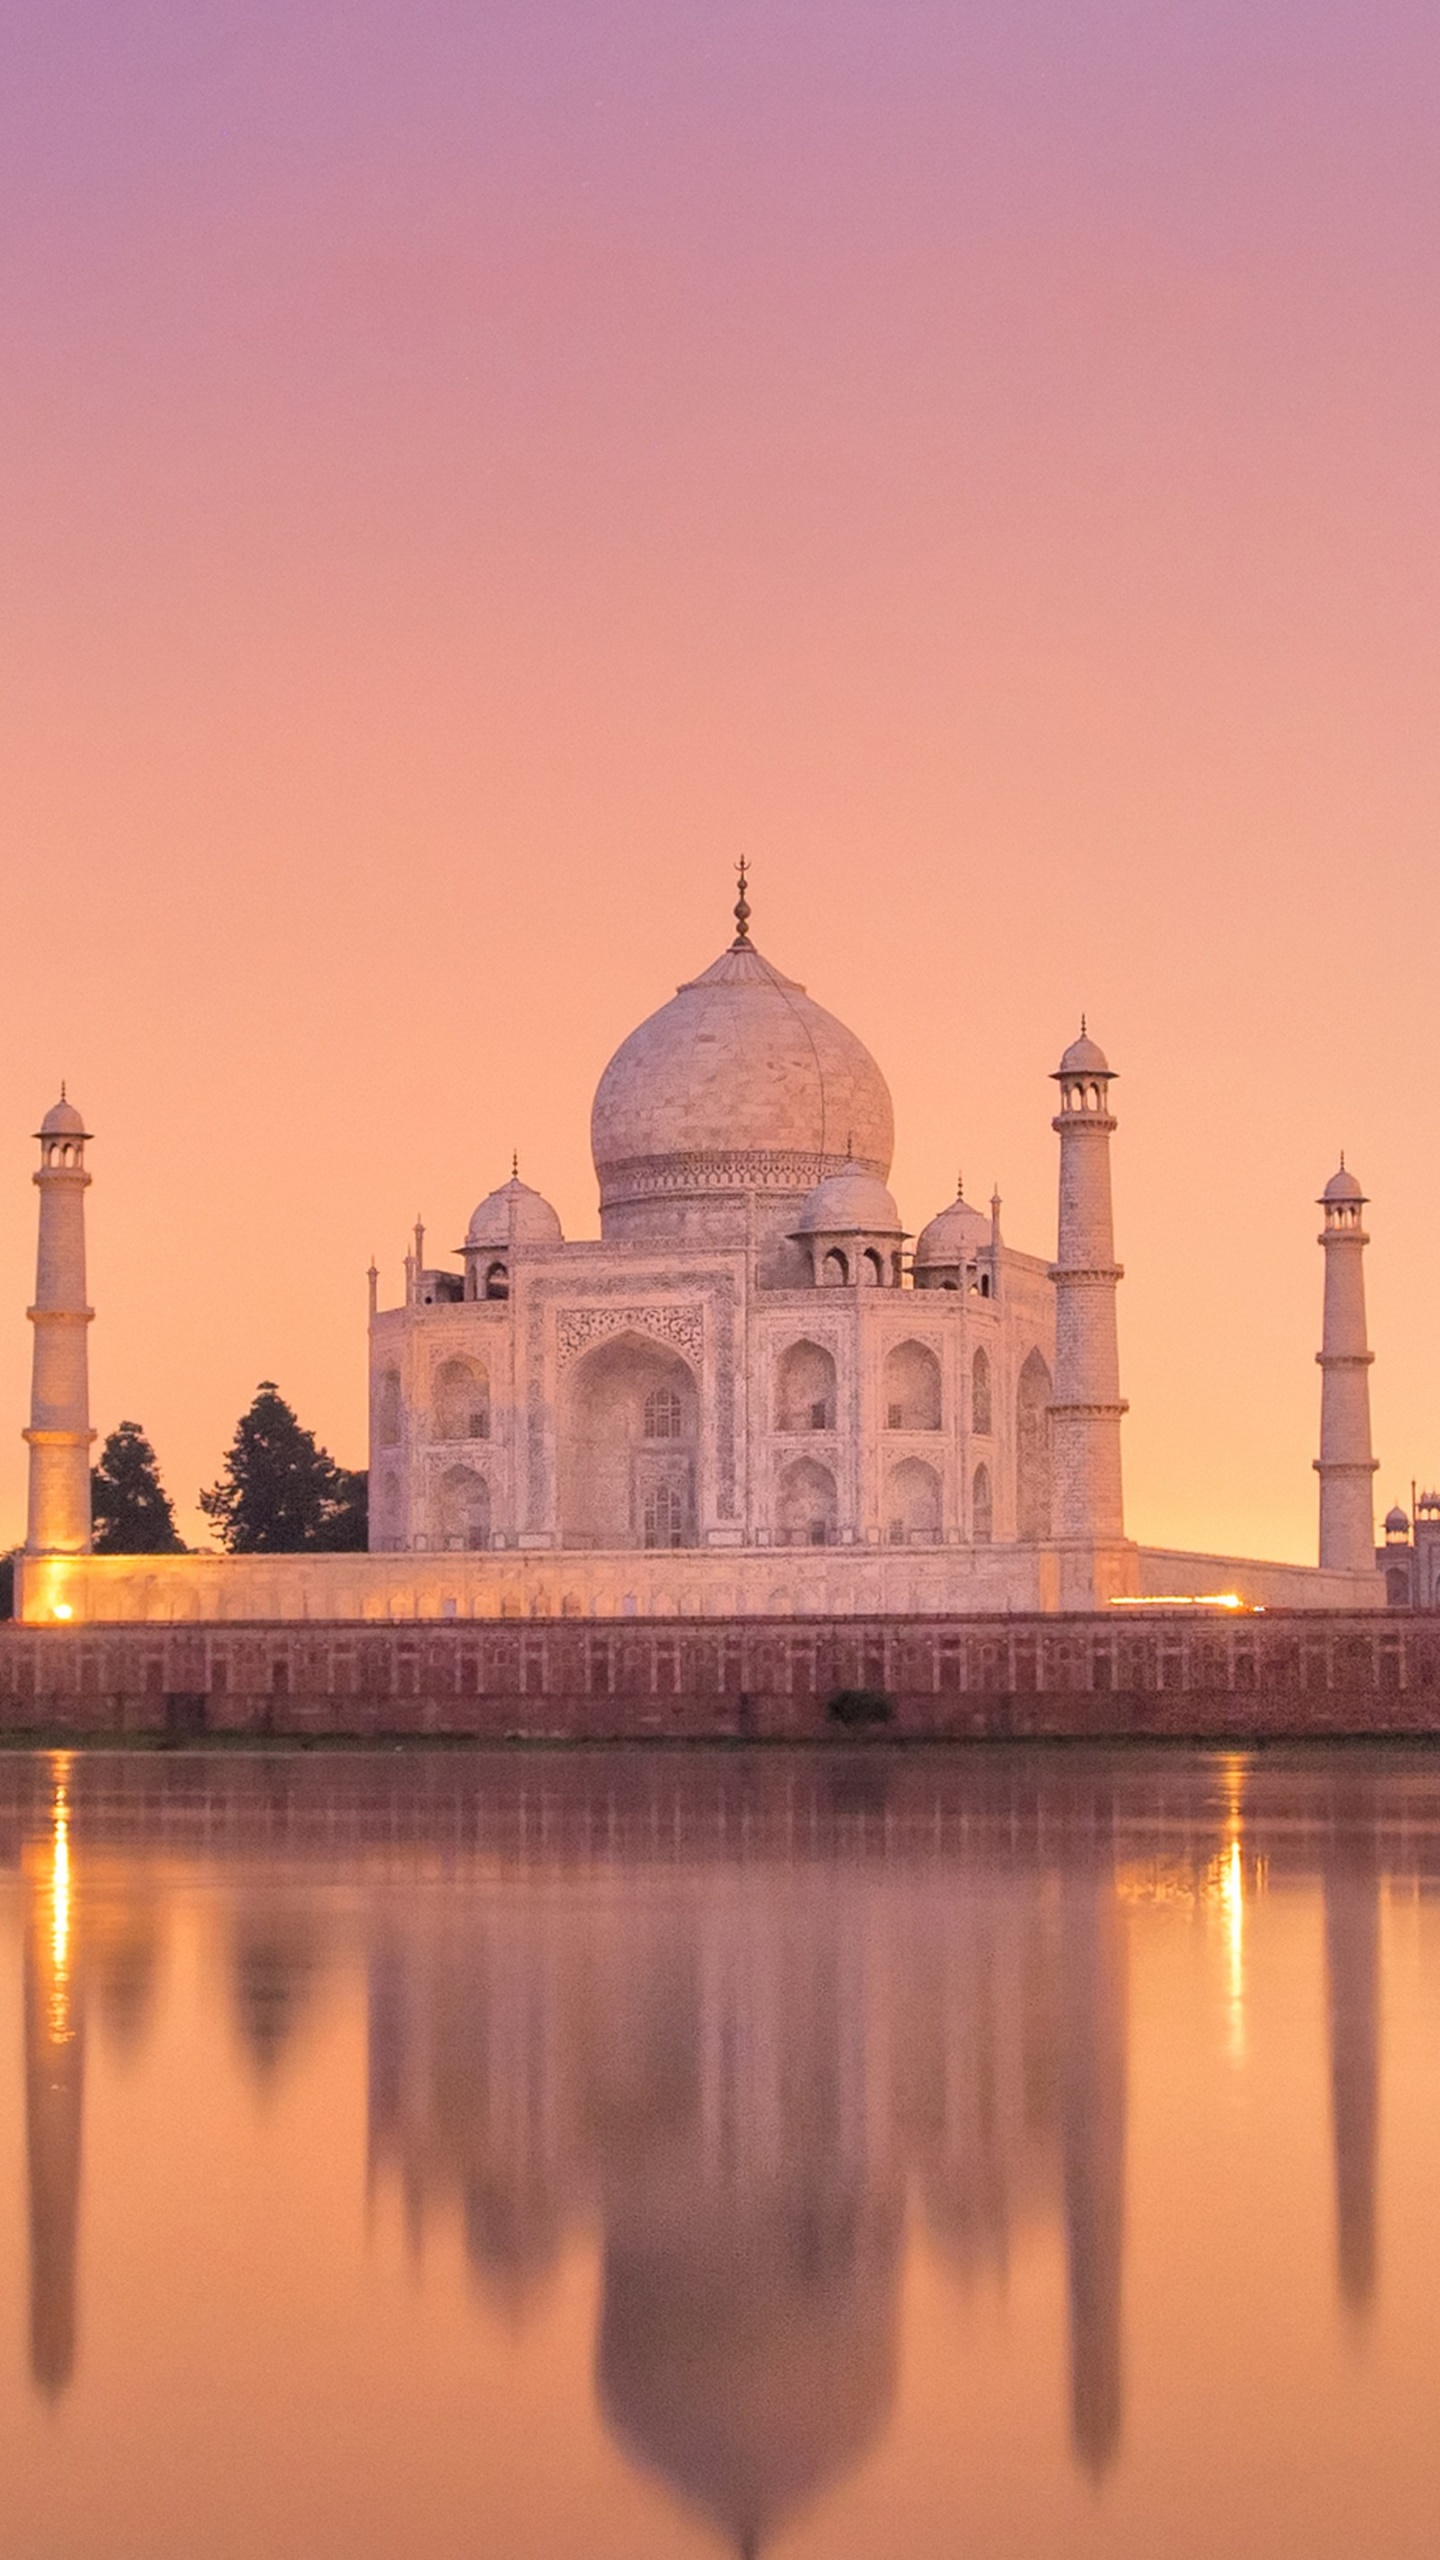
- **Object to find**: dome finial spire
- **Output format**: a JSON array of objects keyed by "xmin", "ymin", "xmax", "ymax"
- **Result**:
[
  {"xmin": 732, "ymin": 856, "xmax": 751, "ymax": 947},
  {"xmin": 512, "ymin": 1149, "xmax": 519, "ymax": 1180}
]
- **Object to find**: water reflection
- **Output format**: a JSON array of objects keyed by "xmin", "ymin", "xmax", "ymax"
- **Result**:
[
  {"xmin": 23, "ymin": 1761, "xmax": 82, "ymax": 2397},
  {"xmin": 1, "ymin": 1747, "xmax": 1421, "ymax": 2554},
  {"xmin": 1324, "ymin": 1791, "xmax": 1381, "ymax": 2317},
  {"xmin": 1058, "ymin": 1880, "xmax": 1126, "ymax": 2475},
  {"xmin": 364, "ymin": 1867, "xmax": 1129, "ymax": 2536}
]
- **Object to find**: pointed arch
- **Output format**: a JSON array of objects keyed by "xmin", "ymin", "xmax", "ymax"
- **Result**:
[
  {"xmin": 777, "ymin": 1457, "xmax": 838, "ymax": 1546},
  {"xmin": 1016, "ymin": 1348, "xmax": 1053, "ymax": 1541},
  {"xmin": 433, "ymin": 1357, "xmax": 490, "ymax": 1442},
  {"xmin": 438, "ymin": 1465, "xmax": 490, "ymax": 1550},
  {"xmin": 886, "ymin": 1457, "xmax": 942, "ymax": 1544},
  {"xmin": 776, "ymin": 1341, "xmax": 837, "ymax": 1433},
  {"xmin": 559, "ymin": 1332, "xmax": 696, "ymax": 1549},
  {"xmin": 375, "ymin": 1370, "xmax": 402, "ymax": 1447},
  {"xmin": 971, "ymin": 1346, "xmax": 992, "ymax": 1437},
  {"xmin": 883, "ymin": 1340, "xmax": 942, "ymax": 1431}
]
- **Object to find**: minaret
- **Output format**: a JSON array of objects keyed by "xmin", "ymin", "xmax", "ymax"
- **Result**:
[
  {"xmin": 1315, "ymin": 1164, "xmax": 1378, "ymax": 1573},
  {"xmin": 1049, "ymin": 1029, "xmax": 1126, "ymax": 1542},
  {"xmin": 24, "ymin": 1096, "xmax": 95, "ymax": 1557}
]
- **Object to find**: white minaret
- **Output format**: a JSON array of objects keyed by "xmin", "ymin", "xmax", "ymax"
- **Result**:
[
  {"xmin": 1315, "ymin": 1163, "xmax": 1378, "ymax": 1573},
  {"xmin": 1050, "ymin": 1027, "xmax": 1126, "ymax": 1543},
  {"xmin": 24, "ymin": 1095, "xmax": 95, "ymax": 1557}
]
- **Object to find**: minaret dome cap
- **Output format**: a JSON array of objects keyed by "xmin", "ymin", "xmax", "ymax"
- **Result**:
[
  {"xmin": 1055, "ymin": 1027, "xmax": 1112, "ymax": 1078},
  {"xmin": 1321, "ymin": 1163, "xmax": 1365, "ymax": 1204},
  {"xmin": 37, "ymin": 1095, "xmax": 88, "ymax": 1140}
]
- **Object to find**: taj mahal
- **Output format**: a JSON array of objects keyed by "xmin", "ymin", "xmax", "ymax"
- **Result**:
[{"xmin": 16, "ymin": 871, "xmax": 1386, "ymax": 1623}]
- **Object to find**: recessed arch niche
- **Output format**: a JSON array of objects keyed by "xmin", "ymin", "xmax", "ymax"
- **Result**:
[
  {"xmin": 776, "ymin": 1341, "xmax": 837, "ymax": 1433},
  {"xmin": 559, "ymin": 1333, "xmax": 698, "ymax": 1550},
  {"xmin": 438, "ymin": 1465, "xmax": 490, "ymax": 1550},
  {"xmin": 375, "ymin": 1370, "xmax": 402, "ymax": 1447},
  {"xmin": 885, "ymin": 1457, "xmax": 942, "ymax": 1543},
  {"xmin": 433, "ymin": 1357, "xmax": 490, "ymax": 1442},
  {"xmin": 882, "ymin": 1341, "xmax": 941, "ymax": 1431},
  {"xmin": 776, "ymin": 1456, "xmax": 838, "ymax": 1547},
  {"xmin": 1016, "ymin": 1349, "xmax": 1053, "ymax": 1541}
]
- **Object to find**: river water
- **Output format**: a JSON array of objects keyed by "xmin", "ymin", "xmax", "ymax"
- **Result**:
[{"xmin": 1, "ymin": 1744, "xmax": 1437, "ymax": 2558}]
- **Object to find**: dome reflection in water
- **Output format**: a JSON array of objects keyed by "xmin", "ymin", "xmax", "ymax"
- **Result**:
[{"xmin": 3, "ymin": 1748, "xmax": 1418, "ymax": 2560}]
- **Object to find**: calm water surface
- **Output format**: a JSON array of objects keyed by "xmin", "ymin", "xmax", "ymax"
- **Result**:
[{"xmin": 2, "ymin": 1744, "xmax": 1438, "ymax": 2558}]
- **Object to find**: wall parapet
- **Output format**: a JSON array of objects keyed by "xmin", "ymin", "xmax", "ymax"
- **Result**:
[{"xmin": 16, "ymin": 1537, "xmax": 1382, "ymax": 1631}]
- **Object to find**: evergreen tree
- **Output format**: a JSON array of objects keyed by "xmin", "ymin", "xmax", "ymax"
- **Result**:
[
  {"xmin": 200, "ymin": 1383, "xmax": 367, "ymax": 1553},
  {"xmin": 92, "ymin": 1421, "xmax": 185, "ymax": 1554},
  {"xmin": 319, "ymin": 1464, "xmax": 368, "ymax": 1551}
]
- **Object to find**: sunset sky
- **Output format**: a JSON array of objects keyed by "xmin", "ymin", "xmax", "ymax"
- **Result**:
[{"xmin": 3, "ymin": 0, "xmax": 1438, "ymax": 1557}]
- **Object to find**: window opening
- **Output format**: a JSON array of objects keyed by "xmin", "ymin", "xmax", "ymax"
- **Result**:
[
  {"xmin": 644, "ymin": 1386, "xmax": 685, "ymax": 1440},
  {"xmin": 643, "ymin": 1485, "xmax": 686, "ymax": 1549}
]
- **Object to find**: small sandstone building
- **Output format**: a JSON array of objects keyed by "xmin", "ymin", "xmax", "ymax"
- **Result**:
[{"xmin": 15, "ymin": 881, "xmax": 1386, "ymax": 1622}]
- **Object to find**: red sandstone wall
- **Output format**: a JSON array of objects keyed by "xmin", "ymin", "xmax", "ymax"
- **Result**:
[{"xmin": 0, "ymin": 1613, "xmax": 1435, "ymax": 1741}]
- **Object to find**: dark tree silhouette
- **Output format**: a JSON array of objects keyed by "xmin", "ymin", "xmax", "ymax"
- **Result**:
[
  {"xmin": 0, "ymin": 1552, "xmax": 15, "ymax": 1621},
  {"xmin": 92, "ymin": 1422, "xmax": 185, "ymax": 1553},
  {"xmin": 201, "ymin": 1383, "xmax": 367, "ymax": 1553}
]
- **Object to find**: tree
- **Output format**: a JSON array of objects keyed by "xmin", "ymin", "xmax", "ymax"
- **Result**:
[
  {"xmin": 92, "ymin": 1422, "xmax": 185, "ymax": 1553},
  {"xmin": 200, "ymin": 1383, "xmax": 368, "ymax": 1553}
]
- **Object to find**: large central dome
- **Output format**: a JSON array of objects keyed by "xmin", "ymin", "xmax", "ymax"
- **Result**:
[{"xmin": 591, "ymin": 937, "xmax": 894, "ymax": 1247}]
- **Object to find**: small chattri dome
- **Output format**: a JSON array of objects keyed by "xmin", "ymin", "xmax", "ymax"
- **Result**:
[
  {"xmin": 38, "ymin": 1093, "xmax": 86, "ymax": 1137},
  {"xmin": 914, "ymin": 1195, "xmax": 991, "ymax": 1268},
  {"xmin": 1056, "ymin": 1026, "xmax": 1111, "ymax": 1078},
  {"xmin": 794, "ymin": 1167, "xmax": 903, "ymax": 1236},
  {"xmin": 464, "ymin": 1176, "xmax": 563, "ymax": 1252},
  {"xmin": 1322, "ymin": 1163, "xmax": 1364, "ymax": 1203},
  {"xmin": 1384, "ymin": 1504, "xmax": 1410, "ymax": 1538}
]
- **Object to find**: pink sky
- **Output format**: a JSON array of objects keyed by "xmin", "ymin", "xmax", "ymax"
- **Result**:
[{"xmin": 2, "ymin": 0, "xmax": 1438, "ymax": 1555}]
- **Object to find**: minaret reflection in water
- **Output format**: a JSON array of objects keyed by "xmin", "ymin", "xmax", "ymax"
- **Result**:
[
  {"xmin": 1323, "ymin": 1782, "xmax": 1382, "ymax": 2318},
  {"xmin": 1058, "ymin": 1875, "xmax": 1127, "ymax": 2477}
]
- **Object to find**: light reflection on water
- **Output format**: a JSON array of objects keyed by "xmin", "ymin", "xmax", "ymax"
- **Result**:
[{"xmin": 1, "ymin": 1746, "xmax": 1437, "ymax": 2556}]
